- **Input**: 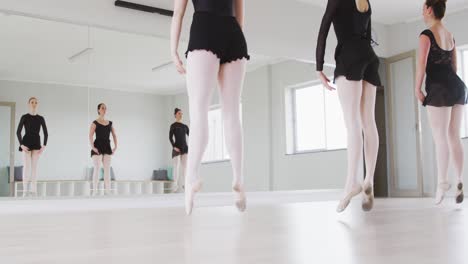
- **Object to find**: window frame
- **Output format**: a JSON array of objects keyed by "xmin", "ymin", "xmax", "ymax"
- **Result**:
[{"xmin": 288, "ymin": 80, "xmax": 347, "ymax": 155}]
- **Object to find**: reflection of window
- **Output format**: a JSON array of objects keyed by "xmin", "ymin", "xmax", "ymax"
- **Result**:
[
  {"xmin": 458, "ymin": 48, "xmax": 468, "ymax": 138},
  {"xmin": 202, "ymin": 105, "xmax": 242, "ymax": 163},
  {"xmin": 287, "ymin": 83, "xmax": 347, "ymax": 153}
]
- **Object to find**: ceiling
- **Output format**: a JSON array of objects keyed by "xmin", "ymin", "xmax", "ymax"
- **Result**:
[
  {"xmin": 297, "ymin": 0, "xmax": 468, "ymax": 25},
  {"xmin": 0, "ymin": 13, "xmax": 275, "ymax": 95}
]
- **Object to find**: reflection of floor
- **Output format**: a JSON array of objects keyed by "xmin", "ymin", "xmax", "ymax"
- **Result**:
[{"xmin": 0, "ymin": 194, "xmax": 466, "ymax": 264}]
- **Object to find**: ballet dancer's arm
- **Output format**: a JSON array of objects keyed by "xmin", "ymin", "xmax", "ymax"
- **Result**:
[
  {"xmin": 415, "ymin": 35, "xmax": 431, "ymax": 104},
  {"xmin": 39, "ymin": 116, "xmax": 48, "ymax": 154},
  {"xmin": 111, "ymin": 125, "xmax": 118, "ymax": 154},
  {"xmin": 316, "ymin": 0, "xmax": 339, "ymax": 91},
  {"xmin": 234, "ymin": 0, "xmax": 245, "ymax": 29},
  {"xmin": 452, "ymin": 39, "xmax": 458, "ymax": 73},
  {"xmin": 89, "ymin": 122, "xmax": 99, "ymax": 154},
  {"xmin": 170, "ymin": 0, "xmax": 188, "ymax": 75},
  {"xmin": 17, "ymin": 115, "xmax": 29, "ymax": 152}
]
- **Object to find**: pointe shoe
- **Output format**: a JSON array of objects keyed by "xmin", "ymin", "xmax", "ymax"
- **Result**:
[
  {"xmin": 185, "ymin": 180, "xmax": 202, "ymax": 215},
  {"xmin": 456, "ymin": 182, "xmax": 464, "ymax": 204},
  {"xmin": 337, "ymin": 185, "xmax": 363, "ymax": 213},
  {"xmin": 435, "ymin": 182, "xmax": 451, "ymax": 205},
  {"xmin": 362, "ymin": 182, "xmax": 374, "ymax": 212},
  {"xmin": 233, "ymin": 184, "xmax": 247, "ymax": 212}
]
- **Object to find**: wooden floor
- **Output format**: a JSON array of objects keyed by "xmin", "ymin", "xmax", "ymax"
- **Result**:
[{"xmin": 0, "ymin": 193, "xmax": 466, "ymax": 264}]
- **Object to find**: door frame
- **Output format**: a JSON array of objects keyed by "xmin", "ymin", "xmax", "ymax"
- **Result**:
[
  {"xmin": 0, "ymin": 102, "xmax": 16, "ymax": 196},
  {"xmin": 384, "ymin": 50, "xmax": 424, "ymax": 197}
]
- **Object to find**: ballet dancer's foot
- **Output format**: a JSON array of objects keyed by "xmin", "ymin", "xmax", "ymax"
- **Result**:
[
  {"xmin": 435, "ymin": 182, "xmax": 451, "ymax": 205},
  {"xmin": 337, "ymin": 185, "xmax": 362, "ymax": 213},
  {"xmin": 185, "ymin": 180, "xmax": 202, "ymax": 215},
  {"xmin": 233, "ymin": 183, "xmax": 247, "ymax": 212},
  {"xmin": 362, "ymin": 181, "xmax": 374, "ymax": 212},
  {"xmin": 456, "ymin": 182, "xmax": 464, "ymax": 204},
  {"xmin": 171, "ymin": 184, "xmax": 179, "ymax": 193}
]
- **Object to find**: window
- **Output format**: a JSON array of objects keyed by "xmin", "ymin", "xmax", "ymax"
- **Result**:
[
  {"xmin": 287, "ymin": 82, "xmax": 347, "ymax": 154},
  {"xmin": 202, "ymin": 105, "xmax": 242, "ymax": 163},
  {"xmin": 458, "ymin": 47, "xmax": 468, "ymax": 138}
]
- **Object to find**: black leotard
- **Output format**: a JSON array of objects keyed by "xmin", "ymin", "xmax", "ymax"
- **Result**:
[
  {"xmin": 169, "ymin": 122, "xmax": 189, "ymax": 158},
  {"xmin": 91, "ymin": 120, "xmax": 113, "ymax": 157},
  {"xmin": 420, "ymin": 30, "xmax": 467, "ymax": 107},
  {"xmin": 17, "ymin": 114, "xmax": 48, "ymax": 152},
  {"xmin": 192, "ymin": 0, "xmax": 233, "ymax": 16},
  {"xmin": 316, "ymin": 0, "xmax": 381, "ymax": 86}
]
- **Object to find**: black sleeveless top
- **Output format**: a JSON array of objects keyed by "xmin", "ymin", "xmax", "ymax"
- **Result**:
[
  {"xmin": 420, "ymin": 30, "xmax": 467, "ymax": 106},
  {"xmin": 91, "ymin": 120, "xmax": 113, "ymax": 156},
  {"xmin": 316, "ymin": 0, "xmax": 373, "ymax": 71},
  {"xmin": 192, "ymin": 0, "xmax": 234, "ymax": 16}
]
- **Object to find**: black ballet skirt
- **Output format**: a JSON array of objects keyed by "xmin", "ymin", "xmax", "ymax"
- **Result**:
[
  {"xmin": 421, "ymin": 30, "xmax": 467, "ymax": 107},
  {"xmin": 316, "ymin": 0, "xmax": 381, "ymax": 87},
  {"xmin": 185, "ymin": 0, "xmax": 250, "ymax": 64},
  {"xmin": 91, "ymin": 120, "xmax": 113, "ymax": 157},
  {"xmin": 17, "ymin": 114, "xmax": 48, "ymax": 152}
]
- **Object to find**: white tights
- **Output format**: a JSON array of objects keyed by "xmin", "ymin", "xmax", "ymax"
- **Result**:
[
  {"xmin": 185, "ymin": 50, "xmax": 247, "ymax": 189},
  {"xmin": 173, "ymin": 154, "xmax": 187, "ymax": 191},
  {"xmin": 336, "ymin": 77, "xmax": 379, "ymax": 193},
  {"xmin": 427, "ymin": 105, "xmax": 464, "ymax": 185},
  {"xmin": 92, "ymin": 154, "xmax": 112, "ymax": 193},
  {"xmin": 22, "ymin": 150, "xmax": 40, "ymax": 193}
]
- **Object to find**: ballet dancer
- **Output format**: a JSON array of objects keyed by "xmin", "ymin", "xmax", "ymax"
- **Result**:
[
  {"xmin": 316, "ymin": 0, "xmax": 381, "ymax": 212},
  {"xmin": 171, "ymin": 0, "xmax": 250, "ymax": 214},
  {"xmin": 89, "ymin": 103, "xmax": 118, "ymax": 195},
  {"xmin": 16, "ymin": 97, "xmax": 48, "ymax": 196},
  {"xmin": 169, "ymin": 108, "xmax": 189, "ymax": 193},
  {"xmin": 415, "ymin": 0, "xmax": 466, "ymax": 204}
]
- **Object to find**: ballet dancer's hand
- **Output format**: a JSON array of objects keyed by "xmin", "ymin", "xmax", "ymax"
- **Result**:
[
  {"xmin": 317, "ymin": 71, "xmax": 336, "ymax": 91},
  {"xmin": 172, "ymin": 53, "xmax": 186, "ymax": 75},
  {"xmin": 112, "ymin": 147, "xmax": 117, "ymax": 154},
  {"xmin": 415, "ymin": 90, "xmax": 426, "ymax": 104},
  {"xmin": 92, "ymin": 147, "xmax": 100, "ymax": 155},
  {"xmin": 38, "ymin": 146, "xmax": 46, "ymax": 155},
  {"xmin": 174, "ymin": 147, "xmax": 181, "ymax": 153},
  {"xmin": 21, "ymin": 145, "xmax": 30, "ymax": 152}
]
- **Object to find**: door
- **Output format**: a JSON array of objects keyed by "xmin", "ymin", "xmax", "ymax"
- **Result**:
[
  {"xmin": 386, "ymin": 51, "xmax": 424, "ymax": 197},
  {"xmin": 0, "ymin": 102, "xmax": 15, "ymax": 196}
]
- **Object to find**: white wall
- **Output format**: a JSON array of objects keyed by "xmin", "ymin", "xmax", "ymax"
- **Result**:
[
  {"xmin": 170, "ymin": 60, "xmax": 347, "ymax": 192},
  {"xmin": 0, "ymin": 80, "xmax": 171, "ymax": 181}
]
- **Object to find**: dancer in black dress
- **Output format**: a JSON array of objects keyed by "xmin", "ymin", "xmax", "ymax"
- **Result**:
[
  {"xmin": 171, "ymin": 0, "xmax": 249, "ymax": 214},
  {"xmin": 17, "ymin": 97, "xmax": 48, "ymax": 195},
  {"xmin": 415, "ymin": 0, "xmax": 466, "ymax": 204},
  {"xmin": 169, "ymin": 108, "xmax": 189, "ymax": 192},
  {"xmin": 89, "ymin": 103, "xmax": 118, "ymax": 195},
  {"xmin": 316, "ymin": 0, "xmax": 381, "ymax": 213}
]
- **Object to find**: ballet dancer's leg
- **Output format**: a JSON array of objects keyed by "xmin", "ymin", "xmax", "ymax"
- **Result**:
[
  {"xmin": 185, "ymin": 50, "xmax": 219, "ymax": 214},
  {"xmin": 427, "ymin": 106, "xmax": 451, "ymax": 204},
  {"xmin": 92, "ymin": 155, "xmax": 103, "ymax": 195},
  {"xmin": 448, "ymin": 105, "xmax": 464, "ymax": 203},
  {"xmin": 30, "ymin": 150, "xmax": 41, "ymax": 194},
  {"xmin": 102, "ymin": 154, "xmax": 112, "ymax": 194},
  {"xmin": 360, "ymin": 81, "xmax": 379, "ymax": 211},
  {"xmin": 179, "ymin": 154, "xmax": 188, "ymax": 192},
  {"xmin": 22, "ymin": 151, "xmax": 32, "ymax": 196},
  {"xmin": 172, "ymin": 155, "xmax": 180, "ymax": 192},
  {"xmin": 335, "ymin": 77, "xmax": 364, "ymax": 213},
  {"xmin": 218, "ymin": 58, "xmax": 247, "ymax": 212}
]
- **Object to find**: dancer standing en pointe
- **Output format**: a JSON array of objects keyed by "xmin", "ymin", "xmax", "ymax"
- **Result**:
[
  {"xmin": 17, "ymin": 97, "xmax": 48, "ymax": 196},
  {"xmin": 89, "ymin": 103, "xmax": 118, "ymax": 195},
  {"xmin": 171, "ymin": 0, "xmax": 250, "ymax": 214},
  {"xmin": 415, "ymin": 0, "xmax": 466, "ymax": 204},
  {"xmin": 169, "ymin": 108, "xmax": 189, "ymax": 193},
  {"xmin": 316, "ymin": 0, "xmax": 381, "ymax": 212}
]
